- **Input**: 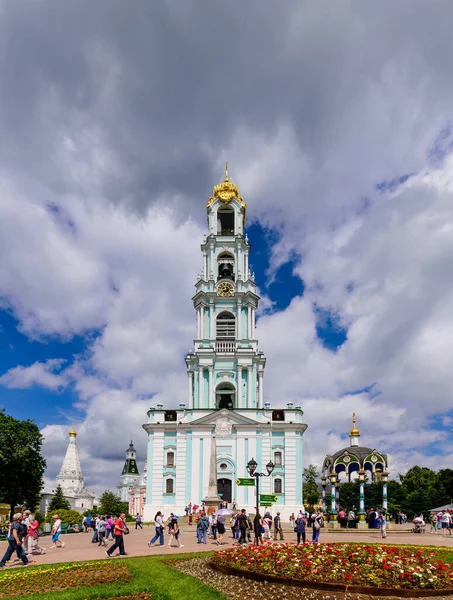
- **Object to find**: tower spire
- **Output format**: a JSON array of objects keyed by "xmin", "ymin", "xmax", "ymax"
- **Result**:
[
  {"xmin": 56, "ymin": 428, "xmax": 85, "ymax": 494},
  {"xmin": 349, "ymin": 412, "xmax": 360, "ymax": 447},
  {"xmin": 225, "ymin": 161, "xmax": 229, "ymax": 179}
]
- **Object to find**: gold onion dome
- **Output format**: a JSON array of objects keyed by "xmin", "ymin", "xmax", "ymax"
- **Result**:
[
  {"xmin": 207, "ymin": 162, "xmax": 247, "ymax": 217},
  {"xmin": 69, "ymin": 427, "xmax": 77, "ymax": 437},
  {"xmin": 349, "ymin": 413, "xmax": 360, "ymax": 436}
]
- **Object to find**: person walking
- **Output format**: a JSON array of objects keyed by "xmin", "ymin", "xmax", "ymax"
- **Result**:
[
  {"xmin": 98, "ymin": 516, "xmax": 108, "ymax": 547},
  {"xmin": 148, "ymin": 511, "xmax": 165, "ymax": 547},
  {"xmin": 28, "ymin": 515, "xmax": 45, "ymax": 555},
  {"xmin": 167, "ymin": 514, "xmax": 184, "ymax": 548},
  {"xmin": 295, "ymin": 512, "xmax": 306, "ymax": 544},
  {"xmin": 0, "ymin": 513, "xmax": 34, "ymax": 568},
  {"xmin": 209, "ymin": 513, "xmax": 218, "ymax": 540},
  {"xmin": 312, "ymin": 510, "xmax": 323, "ymax": 543},
  {"xmin": 105, "ymin": 513, "xmax": 128, "ymax": 557},
  {"xmin": 379, "ymin": 511, "xmax": 387, "ymax": 539},
  {"xmin": 289, "ymin": 512, "xmax": 296, "ymax": 529},
  {"xmin": 216, "ymin": 514, "xmax": 226, "ymax": 545},
  {"xmin": 253, "ymin": 512, "xmax": 263, "ymax": 545},
  {"xmin": 273, "ymin": 512, "xmax": 284, "ymax": 541},
  {"xmin": 135, "ymin": 514, "xmax": 143, "ymax": 530},
  {"xmin": 197, "ymin": 512, "xmax": 209, "ymax": 544},
  {"xmin": 50, "ymin": 515, "xmax": 65, "ymax": 549},
  {"xmin": 236, "ymin": 509, "xmax": 249, "ymax": 545},
  {"xmin": 262, "ymin": 512, "xmax": 272, "ymax": 540},
  {"xmin": 442, "ymin": 510, "xmax": 452, "ymax": 536},
  {"xmin": 105, "ymin": 515, "xmax": 113, "ymax": 540}
]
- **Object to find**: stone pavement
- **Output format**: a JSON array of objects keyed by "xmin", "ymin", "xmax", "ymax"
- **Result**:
[{"xmin": 2, "ymin": 525, "xmax": 452, "ymax": 568}]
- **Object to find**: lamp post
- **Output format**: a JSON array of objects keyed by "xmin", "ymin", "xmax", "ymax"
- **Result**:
[{"xmin": 246, "ymin": 457, "xmax": 275, "ymax": 544}]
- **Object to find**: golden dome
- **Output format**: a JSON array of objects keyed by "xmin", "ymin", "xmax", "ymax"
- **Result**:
[
  {"xmin": 69, "ymin": 427, "xmax": 77, "ymax": 437},
  {"xmin": 207, "ymin": 162, "xmax": 247, "ymax": 216},
  {"xmin": 349, "ymin": 413, "xmax": 360, "ymax": 437}
]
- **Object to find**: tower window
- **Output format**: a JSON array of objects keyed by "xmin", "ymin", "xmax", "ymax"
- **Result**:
[
  {"xmin": 217, "ymin": 252, "xmax": 235, "ymax": 282},
  {"xmin": 216, "ymin": 312, "xmax": 235, "ymax": 339},
  {"xmin": 164, "ymin": 410, "xmax": 177, "ymax": 422},
  {"xmin": 165, "ymin": 479, "xmax": 174, "ymax": 494},
  {"xmin": 272, "ymin": 410, "xmax": 285, "ymax": 421},
  {"xmin": 274, "ymin": 451, "xmax": 282, "ymax": 466},
  {"xmin": 166, "ymin": 452, "xmax": 175, "ymax": 467},
  {"xmin": 274, "ymin": 478, "xmax": 282, "ymax": 494},
  {"xmin": 218, "ymin": 209, "xmax": 234, "ymax": 235}
]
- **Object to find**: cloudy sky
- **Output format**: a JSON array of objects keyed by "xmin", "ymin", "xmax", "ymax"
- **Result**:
[{"xmin": 1, "ymin": 0, "xmax": 453, "ymax": 495}]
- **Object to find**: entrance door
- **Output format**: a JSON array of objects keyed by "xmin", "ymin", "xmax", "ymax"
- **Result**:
[{"xmin": 217, "ymin": 478, "xmax": 232, "ymax": 503}]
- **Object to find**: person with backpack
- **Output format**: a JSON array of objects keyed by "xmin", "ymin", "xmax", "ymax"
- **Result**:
[
  {"xmin": 105, "ymin": 513, "xmax": 128, "ymax": 557},
  {"xmin": 196, "ymin": 511, "xmax": 210, "ymax": 544},
  {"xmin": 312, "ymin": 510, "xmax": 323, "ymax": 543},
  {"xmin": 0, "ymin": 513, "xmax": 34, "ymax": 568},
  {"xmin": 237, "ymin": 509, "xmax": 249, "ymax": 545}
]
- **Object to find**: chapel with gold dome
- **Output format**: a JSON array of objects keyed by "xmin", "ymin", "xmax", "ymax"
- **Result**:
[
  {"xmin": 141, "ymin": 165, "xmax": 307, "ymax": 520},
  {"xmin": 321, "ymin": 413, "xmax": 389, "ymax": 523}
]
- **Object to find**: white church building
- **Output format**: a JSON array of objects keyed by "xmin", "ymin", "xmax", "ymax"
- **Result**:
[{"xmin": 142, "ymin": 167, "xmax": 307, "ymax": 521}]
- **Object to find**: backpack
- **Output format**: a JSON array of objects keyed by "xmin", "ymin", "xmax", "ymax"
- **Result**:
[{"xmin": 237, "ymin": 514, "xmax": 248, "ymax": 528}]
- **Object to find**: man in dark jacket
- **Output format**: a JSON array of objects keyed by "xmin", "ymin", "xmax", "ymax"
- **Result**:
[{"xmin": 273, "ymin": 512, "xmax": 284, "ymax": 540}]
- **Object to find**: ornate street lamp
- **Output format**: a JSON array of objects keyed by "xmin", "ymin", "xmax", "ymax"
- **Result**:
[{"xmin": 246, "ymin": 457, "xmax": 275, "ymax": 544}]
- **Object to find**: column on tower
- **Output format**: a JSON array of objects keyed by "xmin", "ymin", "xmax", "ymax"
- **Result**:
[
  {"xmin": 208, "ymin": 366, "xmax": 214, "ymax": 408},
  {"xmin": 251, "ymin": 307, "xmax": 256, "ymax": 339},
  {"xmin": 208, "ymin": 301, "xmax": 214, "ymax": 339},
  {"xmin": 188, "ymin": 371, "xmax": 194, "ymax": 409},
  {"xmin": 198, "ymin": 365, "xmax": 204, "ymax": 407},
  {"xmin": 200, "ymin": 304, "xmax": 205, "ymax": 339},
  {"xmin": 247, "ymin": 365, "xmax": 253, "ymax": 407},
  {"xmin": 197, "ymin": 308, "xmax": 201, "ymax": 339},
  {"xmin": 237, "ymin": 243, "xmax": 242, "ymax": 280},
  {"xmin": 258, "ymin": 370, "xmax": 264, "ymax": 408},
  {"xmin": 237, "ymin": 300, "xmax": 242, "ymax": 339},
  {"xmin": 203, "ymin": 251, "xmax": 207, "ymax": 279},
  {"xmin": 247, "ymin": 304, "xmax": 252, "ymax": 338}
]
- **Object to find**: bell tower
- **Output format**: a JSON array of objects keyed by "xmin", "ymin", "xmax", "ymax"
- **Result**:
[{"xmin": 185, "ymin": 164, "xmax": 266, "ymax": 411}]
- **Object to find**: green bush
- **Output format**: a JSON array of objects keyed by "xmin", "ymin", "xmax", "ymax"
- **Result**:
[
  {"xmin": 45, "ymin": 508, "xmax": 83, "ymax": 524},
  {"xmin": 34, "ymin": 510, "xmax": 45, "ymax": 526}
]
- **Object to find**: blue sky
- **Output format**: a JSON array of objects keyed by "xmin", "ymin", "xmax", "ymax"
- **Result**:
[{"xmin": 1, "ymin": 1, "xmax": 453, "ymax": 492}]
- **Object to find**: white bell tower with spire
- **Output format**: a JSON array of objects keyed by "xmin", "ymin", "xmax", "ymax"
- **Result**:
[{"xmin": 142, "ymin": 165, "xmax": 307, "ymax": 521}]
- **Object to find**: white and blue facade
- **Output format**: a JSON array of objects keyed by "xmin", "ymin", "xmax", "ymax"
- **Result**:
[{"xmin": 142, "ymin": 168, "xmax": 307, "ymax": 520}]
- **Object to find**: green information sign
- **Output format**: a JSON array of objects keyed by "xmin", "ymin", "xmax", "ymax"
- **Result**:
[
  {"xmin": 260, "ymin": 494, "xmax": 278, "ymax": 503},
  {"xmin": 236, "ymin": 478, "xmax": 255, "ymax": 486},
  {"xmin": 260, "ymin": 502, "xmax": 273, "ymax": 507}
]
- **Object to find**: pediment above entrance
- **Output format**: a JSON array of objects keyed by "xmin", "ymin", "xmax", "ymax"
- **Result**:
[{"xmin": 187, "ymin": 409, "xmax": 260, "ymax": 428}]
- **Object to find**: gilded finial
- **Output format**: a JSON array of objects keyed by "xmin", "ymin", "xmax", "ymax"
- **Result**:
[
  {"xmin": 349, "ymin": 413, "xmax": 360, "ymax": 437},
  {"xmin": 69, "ymin": 427, "xmax": 77, "ymax": 437},
  {"xmin": 206, "ymin": 162, "xmax": 247, "ymax": 219}
]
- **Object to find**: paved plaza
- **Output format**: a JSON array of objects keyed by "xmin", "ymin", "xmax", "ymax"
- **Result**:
[{"xmin": 3, "ymin": 524, "xmax": 452, "ymax": 568}]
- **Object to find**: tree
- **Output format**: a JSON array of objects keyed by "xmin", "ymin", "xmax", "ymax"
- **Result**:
[
  {"xmin": 437, "ymin": 469, "xmax": 453, "ymax": 502},
  {"xmin": 0, "ymin": 410, "xmax": 46, "ymax": 520},
  {"xmin": 47, "ymin": 484, "xmax": 71, "ymax": 513},
  {"xmin": 338, "ymin": 481, "xmax": 360, "ymax": 510},
  {"xmin": 99, "ymin": 491, "xmax": 128, "ymax": 516},
  {"xmin": 303, "ymin": 465, "xmax": 320, "ymax": 511}
]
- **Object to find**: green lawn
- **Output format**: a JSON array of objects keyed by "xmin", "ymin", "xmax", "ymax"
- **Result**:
[{"xmin": 0, "ymin": 553, "xmax": 228, "ymax": 600}]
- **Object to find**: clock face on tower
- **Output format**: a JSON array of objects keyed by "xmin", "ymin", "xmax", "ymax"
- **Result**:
[{"xmin": 217, "ymin": 281, "xmax": 234, "ymax": 297}]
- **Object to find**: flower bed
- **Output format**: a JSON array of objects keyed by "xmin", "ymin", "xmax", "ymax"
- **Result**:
[
  {"xmin": 210, "ymin": 543, "xmax": 453, "ymax": 596},
  {"xmin": 0, "ymin": 561, "xmax": 131, "ymax": 597}
]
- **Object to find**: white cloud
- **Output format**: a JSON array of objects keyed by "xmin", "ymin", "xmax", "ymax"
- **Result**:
[{"xmin": 0, "ymin": 359, "xmax": 67, "ymax": 390}]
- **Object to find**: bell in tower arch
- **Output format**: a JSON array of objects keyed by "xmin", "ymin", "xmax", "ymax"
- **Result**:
[{"xmin": 218, "ymin": 262, "xmax": 234, "ymax": 281}]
